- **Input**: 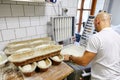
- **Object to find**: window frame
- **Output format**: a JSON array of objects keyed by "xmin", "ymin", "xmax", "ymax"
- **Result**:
[{"xmin": 77, "ymin": 0, "xmax": 97, "ymax": 33}]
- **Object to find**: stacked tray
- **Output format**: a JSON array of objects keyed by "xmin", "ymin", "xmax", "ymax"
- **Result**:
[
  {"xmin": 8, "ymin": 44, "xmax": 63, "ymax": 66},
  {"xmin": 4, "ymin": 37, "xmax": 64, "ymax": 76},
  {"xmin": 5, "ymin": 37, "xmax": 52, "ymax": 49},
  {"xmin": 80, "ymin": 15, "xmax": 95, "ymax": 47},
  {"xmin": 4, "ymin": 37, "xmax": 54, "ymax": 56}
]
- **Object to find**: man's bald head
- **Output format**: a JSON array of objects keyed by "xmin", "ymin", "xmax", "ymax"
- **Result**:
[
  {"xmin": 94, "ymin": 11, "xmax": 111, "ymax": 32},
  {"xmin": 96, "ymin": 11, "xmax": 111, "ymax": 22}
]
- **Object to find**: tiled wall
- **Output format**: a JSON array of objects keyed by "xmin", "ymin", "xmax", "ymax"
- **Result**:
[{"xmin": 0, "ymin": 0, "xmax": 78, "ymax": 50}]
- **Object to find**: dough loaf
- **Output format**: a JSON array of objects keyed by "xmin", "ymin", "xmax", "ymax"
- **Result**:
[
  {"xmin": 23, "ymin": 64, "xmax": 32, "ymax": 71},
  {"xmin": 52, "ymin": 56, "xmax": 60, "ymax": 61},
  {"xmin": 61, "ymin": 44, "xmax": 85, "ymax": 57},
  {"xmin": 38, "ymin": 60, "xmax": 46, "ymax": 68}
]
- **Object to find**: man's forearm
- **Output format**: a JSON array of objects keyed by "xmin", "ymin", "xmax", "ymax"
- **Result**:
[{"xmin": 69, "ymin": 55, "xmax": 87, "ymax": 66}]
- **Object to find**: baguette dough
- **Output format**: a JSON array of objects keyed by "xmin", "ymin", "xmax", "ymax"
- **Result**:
[
  {"xmin": 8, "ymin": 45, "xmax": 62, "ymax": 63},
  {"xmin": 15, "ymin": 48, "xmax": 31, "ymax": 53}
]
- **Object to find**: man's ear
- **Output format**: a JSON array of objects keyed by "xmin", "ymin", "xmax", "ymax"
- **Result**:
[{"xmin": 96, "ymin": 18, "xmax": 100, "ymax": 24}]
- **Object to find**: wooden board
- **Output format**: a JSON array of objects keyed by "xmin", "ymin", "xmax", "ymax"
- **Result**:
[
  {"xmin": 0, "ymin": 62, "xmax": 73, "ymax": 80},
  {"xmin": 24, "ymin": 62, "xmax": 74, "ymax": 80}
]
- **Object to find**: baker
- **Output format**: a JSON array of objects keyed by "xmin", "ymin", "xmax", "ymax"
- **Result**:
[{"xmin": 64, "ymin": 11, "xmax": 120, "ymax": 80}]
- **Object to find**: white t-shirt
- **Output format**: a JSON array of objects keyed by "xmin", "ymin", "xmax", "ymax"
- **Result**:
[{"xmin": 86, "ymin": 28, "xmax": 120, "ymax": 80}]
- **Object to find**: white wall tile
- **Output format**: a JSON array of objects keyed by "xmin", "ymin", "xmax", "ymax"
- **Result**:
[
  {"xmin": 6, "ymin": 17, "xmax": 19, "ymax": 29},
  {"xmin": 61, "ymin": 0, "xmax": 68, "ymax": 7},
  {"xmin": 10, "ymin": 38, "xmax": 22, "ymax": 42},
  {"xmin": 15, "ymin": 28, "xmax": 27, "ymax": 38},
  {"xmin": 47, "ymin": 16, "xmax": 51, "ymax": 22},
  {"xmin": 36, "ymin": 26, "xmax": 47, "ymax": 34},
  {"xmin": 0, "ymin": 0, "xmax": 77, "ymax": 44},
  {"xmin": 45, "ymin": 6, "xmax": 52, "ymax": 16},
  {"xmin": 29, "ymin": 2, "xmax": 39, "ymax": 5},
  {"xmin": 0, "ymin": 32, "xmax": 2, "ymax": 41},
  {"xmin": 68, "ymin": 8, "xmax": 77, "ymax": 16},
  {"xmin": 2, "ymin": 29, "xmax": 15, "ymax": 41},
  {"xmin": 0, "ymin": 4, "xmax": 11, "ymax": 17},
  {"xmin": 11, "ymin": 5, "xmax": 24, "ymax": 16},
  {"xmin": 24, "ymin": 6, "xmax": 35, "ymax": 16},
  {"xmin": 68, "ymin": 0, "xmax": 74, "ymax": 7},
  {"xmin": 21, "ymin": 37, "xmax": 31, "ymax": 41},
  {"xmin": 67, "ymin": 8, "xmax": 77, "ymax": 16},
  {"xmin": 19, "ymin": 17, "xmax": 30, "ymax": 27},
  {"xmin": 26, "ymin": 27, "xmax": 36, "ymax": 36},
  {"xmin": 45, "ymin": 3, "xmax": 53, "ymax": 6},
  {"xmin": 39, "ymin": 16, "xmax": 47, "ymax": 25},
  {"xmin": 35, "ymin": 6, "xmax": 45, "ymax": 16},
  {"xmin": 0, "ymin": 41, "xmax": 9, "ymax": 51},
  {"xmin": 36, "ymin": 26, "xmax": 42, "ymax": 34},
  {"xmin": 2, "ymin": 0, "xmax": 16, "ymax": 4},
  {"xmin": 0, "ymin": 18, "xmax": 7, "ymax": 30},
  {"xmin": 51, "ymin": 5, "xmax": 61, "ymax": 16},
  {"xmin": 39, "ymin": 2, "xmax": 46, "ymax": 6},
  {"xmin": 42, "ymin": 26, "xmax": 47, "ymax": 34},
  {"xmin": 51, "ymin": 6, "xmax": 58, "ymax": 16},
  {"xmin": 73, "ymin": 0, "xmax": 78, "ymax": 8},
  {"xmin": 16, "ymin": 1, "xmax": 28, "ymax": 5},
  {"xmin": 40, "ymin": 34, "xmax": 48, "ymax": 38},
  {"xmin": 30, "ymin": 17, "xmax": 40, "ymax": 26},
  {"xmin": 31, "ymin": 35, "xmax": 40, "ymax": 39}
]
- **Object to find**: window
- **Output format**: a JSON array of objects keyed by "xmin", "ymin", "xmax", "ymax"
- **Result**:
[{"xmin": 76, "ymin": 0, "xmax": 105, "ymax": 34}]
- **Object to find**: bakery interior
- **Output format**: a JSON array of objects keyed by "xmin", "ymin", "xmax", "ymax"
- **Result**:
[{"xmin": 0, "ymin": 0, "xmax": 120, "ymax": 80}]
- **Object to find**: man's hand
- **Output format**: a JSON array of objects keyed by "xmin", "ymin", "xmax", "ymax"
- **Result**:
[
  {"xmin": 63, "ymin": 54, "xmax": 70, "ymax": 61},
  {"xmin": 72, "ymin": 36, "xmax": 76, "ymax": 42}
]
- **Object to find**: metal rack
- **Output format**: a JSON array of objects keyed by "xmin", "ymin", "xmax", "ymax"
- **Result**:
[
  {"xmin": 50, "ymin": 16, "xmax": 75, "ymax": 43},
  {"xmin": 80, "ymin": 15, "xmax": 95, "ymax": 47}
]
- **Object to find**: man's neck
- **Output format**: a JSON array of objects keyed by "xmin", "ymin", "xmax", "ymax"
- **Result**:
[{"xmin": 100, "ymin": 22, "xmax": 110, "ymax": 30}]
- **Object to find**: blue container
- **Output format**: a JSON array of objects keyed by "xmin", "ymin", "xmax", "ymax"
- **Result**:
[
  {"xmin": 75, "ymin": 33, "xmax": 81, "ymax": 42},
  {"xmin": 50, "ymin": 0, "xmax": 57, "ymax": 3}
]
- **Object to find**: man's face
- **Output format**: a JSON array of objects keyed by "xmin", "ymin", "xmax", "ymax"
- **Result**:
[{"xmin": 94, "ymin": 18, "xmax": 99, "ymax": 32}]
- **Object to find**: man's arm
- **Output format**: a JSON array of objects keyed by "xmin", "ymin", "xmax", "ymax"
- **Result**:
[
  {"xmin": 64, "ymin": 34, "xmax": 99, "ymax": 66},
  {"xmin": 64, "ymin": 50, "xmax": 96, "ymax": 66}
]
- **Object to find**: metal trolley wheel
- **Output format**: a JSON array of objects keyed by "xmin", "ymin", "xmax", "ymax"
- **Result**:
[{"xmin": 81, "ymin": 68, "xmax": 91, "ymax": 80}]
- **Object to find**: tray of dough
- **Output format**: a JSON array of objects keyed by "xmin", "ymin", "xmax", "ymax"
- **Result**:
[
  {"xmin": 60, "ymin": 44, "xmax": 85, "ymax": 57},
  {"xmin": 8, "ymin": 44, "xmax": 63, "ymax": 66}
]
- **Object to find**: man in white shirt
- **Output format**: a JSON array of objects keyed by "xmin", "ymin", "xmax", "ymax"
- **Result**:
[{"xmin": 64, "ymin": 11, "xmax": 120, "ymax": 80}]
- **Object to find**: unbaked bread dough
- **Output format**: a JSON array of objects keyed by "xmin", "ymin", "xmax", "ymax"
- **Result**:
[
  {"xmin": 35, "ymin": 44, "xmax": 50, "ymax": 49},
  {"xmin": 15, "ymin": 48, "xmax": 31, "ymax": 53},
  {"xmin": 23, "ymin": 64, "xmax": 32, "ymax": 71},
  {"xmin": 52, "ymin": 56, "xmax": 60, "ymax": 61},
  {"xmin": 8, "ymin": 45, "xmax": 62, "ymax": 63},
  {"xmin": 61, "ymin": 44, "xmax": 85, "ymax": 57},
  {"xmin": 38, "ymin": 60, "xmax": 46, "ymax": 68}
]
